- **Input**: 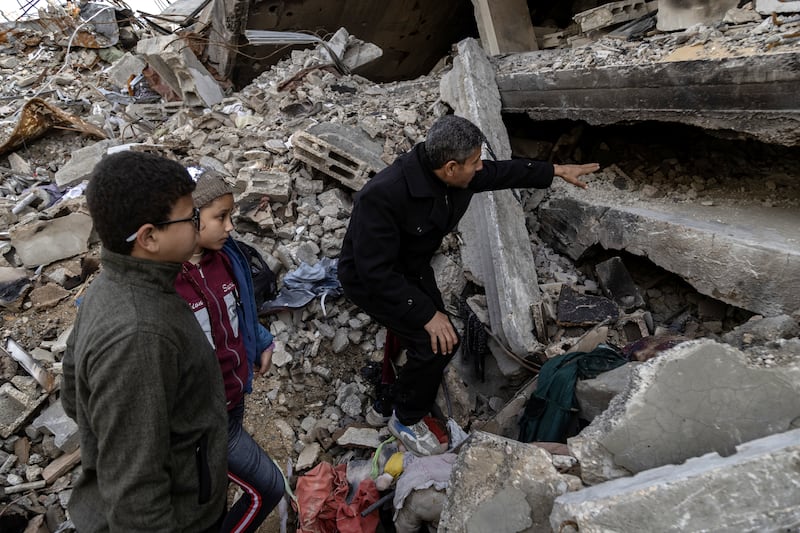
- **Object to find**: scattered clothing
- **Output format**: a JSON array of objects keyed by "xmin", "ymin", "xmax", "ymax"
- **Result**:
[
  {"xmin": 519, "ymin": 344, "xmax": 627, "ymax": 443},
  {"xmin": 261, "ymin": 258, "xmax": 342, "ymax": 315},
  {"xmin": 392, "ymin": 453, "xmax": 457, "ymax": 519}
]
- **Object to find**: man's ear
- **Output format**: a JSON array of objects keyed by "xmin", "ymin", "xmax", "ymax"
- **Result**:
[
  {"xmin": 130, "ymin": 224, "xmax": 161, "ymax": 256},
  {"xmin": 444, "ymin": 160, "xmax": 458, "ymax": 176}
]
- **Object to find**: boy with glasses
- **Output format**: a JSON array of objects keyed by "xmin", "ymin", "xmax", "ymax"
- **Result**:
[{"xmin": 62, "ymin": 151, "xmax": 229, "ymax": 532}]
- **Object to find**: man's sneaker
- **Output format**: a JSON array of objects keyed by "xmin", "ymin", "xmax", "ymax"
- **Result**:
[
  {"xmin": 365, "ymin": 404, "xmax": 390, "ymax": 427},
  {"xmin": 388, "ymin": 413, "xmax": 443, "ymax": 456}
]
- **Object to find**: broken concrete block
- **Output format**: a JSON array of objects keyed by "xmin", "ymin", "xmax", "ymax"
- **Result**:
[
  {"xmin": 575, "ymin": 362, "xmax": 639, "ymax": 422},
  {"xmin": 136, "ymin": 35, "xmax": 224, "ymax": 108},
  {"xmin": 553, "ymin": 428, "xmax": 800, "ymax": 532},
  {"xmin": 557, "ymin": 285, "xmax": 619, "ymax": 327},
  {"xmin": 32, "ymin": 400, "xmax": 79, "ymax": 453},
  {"xmin": 573, "ymin": 0, "xmax": 658, "ymax": 33},
  {"xmin": 55, "ymin": 139, "xmax": 119, "ymax": 188},
  {"xmin": 0, "ymin": 267, "xmax": 30, "ymax": 309},
  {"xmin": 439, "ymin": 431, "xmax": 571, "ymax": 532},
  {"xmin": 319, "ymin": 27, "xmax": 383, "ymax": 71},
  {"xmin": 569, "ymin": 339, "xmax": 800, "ymax": 485},
  {"xmin": 296, "ymin": 442, "xmax": 321, "ymax": 471},
  {"xmin": 241, "ymin": 170, "xmax": 291, "ymax": 204},
  {"xmin": 755, "ymin": 0, "xmax": 800, "ymax": 14},
  {"xmin": 316, "ymin": 188, "xmax": 352, "ymax": 218},
  {"xmin": 476, "ymin": 377, "xmax": 537, "ymax": 439},
  {"xmin": 290, "ymin": 122, "xmax": 386, "ymax": 191},
  {"xmin": 0, "ymin": 383, "xmax": 49, "ymax": 439},
  {"xmin": 106, "ymin": 52, "xmax": 146, "ymax": 90},
  {"xmin": 334, "ymin": 426, "xmax": 382, "ymax": 448},
  {"xmin": 29, "ymin": 283, "xmax": 71, "ymax": 310},
  {"xmin": 10, "ymin": 212, "xmax": 93, "ymax": 268},
  {"xmin": 595, "ymin": 256, "xmax": 644, "ymax": 311},
  {"xmin": 657, "ymin": 0, "xmax": 739, "ymax": 31},
  {"xmin": 722, "ymin": 314, "xmax": 799, "ymax": 348}
]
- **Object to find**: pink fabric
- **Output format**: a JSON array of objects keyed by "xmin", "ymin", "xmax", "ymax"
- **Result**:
[{"xmin": 295, "ymin": 463, "xmax": 380, "ymax": 533}]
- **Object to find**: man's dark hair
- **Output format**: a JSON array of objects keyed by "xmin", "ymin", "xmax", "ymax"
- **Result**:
[
  {"xmin": 424, "ymin": 115, "xmax": 485, "ymax": 169},
  {"xmin": 86, "ymin": 151, "xmax": 195, "ymax": 254}
]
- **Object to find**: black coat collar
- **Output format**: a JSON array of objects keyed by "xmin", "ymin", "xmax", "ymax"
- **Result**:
[{"xmin": 402, "ymin": 143, "xmax": 447, "ymax": 199}]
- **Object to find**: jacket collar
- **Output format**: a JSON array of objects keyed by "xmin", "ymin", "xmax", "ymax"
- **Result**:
[
  {"xmin": 402, "ymin": 143, "xmax": 447, "ymax": 199},
  {"xmin": 101, "ymin": 247, "xmax": 181, "ymax": 291}
]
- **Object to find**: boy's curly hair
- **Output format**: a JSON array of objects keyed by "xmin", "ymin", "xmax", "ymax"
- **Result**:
[{"xmin": 86, "ymin": 151, "xmax": 195, "ymax": 254}]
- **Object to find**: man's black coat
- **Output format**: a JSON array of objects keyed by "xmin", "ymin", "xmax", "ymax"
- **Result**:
[{"xmin": 338, "ymin": 142, "xmax": 554, "ymax": 333}]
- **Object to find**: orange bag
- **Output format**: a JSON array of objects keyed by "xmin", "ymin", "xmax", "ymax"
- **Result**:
[{"xmin": 294, "ymin": 462, "xmax": 380, "ymax": 533}]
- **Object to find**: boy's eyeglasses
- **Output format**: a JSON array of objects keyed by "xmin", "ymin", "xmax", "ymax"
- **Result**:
[{"xmin": 125, "ymin": 207, "xmax": 201, "ymax": 242}]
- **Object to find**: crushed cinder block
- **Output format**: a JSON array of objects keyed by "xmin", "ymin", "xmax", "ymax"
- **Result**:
[
  {"xmin": 573, "ymin": 0, "xmax": 658, "ymax": 33},
  {"xmin": 595, "ymin": 256, "xmax": 644, "ymax": 311},
  {"xmin": 0, "ymin": 383, "xmax": 49, "ymax": 439},
  {"xmin": 290, "ymin": 122, "xmax": 387, "ymax": 191},
  {"xmin": 557, "ymin": 286, "xmax": 619, "ymax": 326},
  {"xmin": 618, "ymin": 311, "xmax": 651, "ymax": 343},
  {"xmin": 237, "ymin": 168, "xmax": 292, "ymax": 204},
  {"xmin": 32, "ymin": 400, "xmax": 79, "ymax": 453}
]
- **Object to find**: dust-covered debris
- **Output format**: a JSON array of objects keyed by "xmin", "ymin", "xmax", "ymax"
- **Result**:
[{"xmin": 0, "ymin": 1, "xmax": 799, "ymax": 532}]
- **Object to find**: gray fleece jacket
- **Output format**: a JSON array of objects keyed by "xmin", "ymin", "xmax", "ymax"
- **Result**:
[{"xmin": 62, "ymin": 249, "xmax": 228, "ymax": 532}]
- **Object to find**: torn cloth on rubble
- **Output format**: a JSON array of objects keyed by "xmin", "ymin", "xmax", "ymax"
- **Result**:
[
  {"xmin": 260, "ymin": 257, "xmax": 342, "ymax": 316},
  {"xmin": 519, "ymin": 343, "xmax": 627, "ymax": 443},
  {"xmin": 294, "ymin": 462, "xmax": 379, "ymax": 533},
  {"xmin": 393, "ymin": 453, "xmax": 457, "ymax": 519}
]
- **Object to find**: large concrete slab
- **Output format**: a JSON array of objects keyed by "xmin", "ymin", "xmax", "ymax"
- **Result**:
[
  {"xmin": 494, "ymin": 51, "xmax": 800, "ymax": 147},
  {"xmin": 538, "ymin": 195, "xmax": 800, "ymax": 317},
  {"xmin": 440, "ymin": 37, "xmax": 542, "ymax": 355},
  {"xmin": 552, "ymin": 428, "xmax": 800, "ymax": 532},
  {"xmin": 569, "ymin": 339, "xmax": 800, "ymax": 485}
]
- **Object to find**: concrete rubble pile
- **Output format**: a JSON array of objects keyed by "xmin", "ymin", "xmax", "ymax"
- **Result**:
[{"xmin": 0, "ymin": 1, "xmax": 799, "ymax": 531}]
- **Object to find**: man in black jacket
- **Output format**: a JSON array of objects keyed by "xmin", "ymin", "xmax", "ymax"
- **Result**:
[{"xmin": 338, "ymin": 115, "xmax": 597, "ymax": 455}]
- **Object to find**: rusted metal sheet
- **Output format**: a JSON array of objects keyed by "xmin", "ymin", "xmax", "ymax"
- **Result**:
[{"xmin": 0, "ymin": 98, "xmax": 107, "ymax": 158}]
